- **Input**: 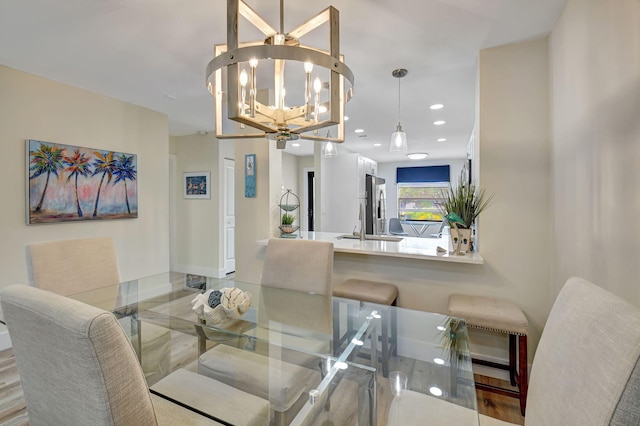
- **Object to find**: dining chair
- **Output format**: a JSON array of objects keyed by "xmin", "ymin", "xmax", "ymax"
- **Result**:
[
  {"xmin": 388, "ymin": 276, "xmax": 640, "ymax": 425},
  {"xmin": 26, "ymin": 237, "xmax": 171, "ymax": 384},
  {"xmin": 0, "ymin": 284, "xmax": 221, "ymax": 426},
  {"xmin": 260, "ymin": 238, "xmax": 334, "ymax": 294},
  {"xmin": 198, "ymin": 238, "xmax": 335, "ymax": 425},
  {"xmin": 388, "ymin": 218, "xmax": 409, "ymax": 236}
]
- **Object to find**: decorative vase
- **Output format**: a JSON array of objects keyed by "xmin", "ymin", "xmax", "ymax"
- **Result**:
[{"xmin": 450, "ymin": 228, "xmax": 471, "ymax": 254}]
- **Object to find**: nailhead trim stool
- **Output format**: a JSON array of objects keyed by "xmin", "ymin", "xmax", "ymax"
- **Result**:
[
  {"xmin": 333, "ymin": 279, "xmax": 398, "ymax": 377},
  {"xmin": 448, "ymin": 294, "xmax": 529, "ymax": 416}
]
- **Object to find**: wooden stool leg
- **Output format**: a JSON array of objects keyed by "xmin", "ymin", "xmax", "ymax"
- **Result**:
[
  {"xmin": 519, "ymin": 335, "xmax": 528, "ymax": 416},
  {"xmin": 509, "ymin": 334, "xmax": 517, "ymax": 386}
]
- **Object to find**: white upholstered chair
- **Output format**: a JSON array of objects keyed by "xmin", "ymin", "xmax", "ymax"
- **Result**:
[
  {"xmin": 198, "ymin": 238, "xmax": 335, "ymax": 425},
  {"xmin": 27, "ymin": 237, "xmax": 171, "ymax": 384},
  {"xmin": 0, "ymin": 284, "xmax": 220, "ymax": 426},
  {"xmin": 260, "ymin": 238, "xmax": 334, "ymax": 295},
  {"xmin": 389, "ymin": 277, "xmax": 640, "ymax": 425}
]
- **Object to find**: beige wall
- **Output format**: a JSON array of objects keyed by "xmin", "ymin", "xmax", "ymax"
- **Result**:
[
  {"xmin": 170, "ymin": 134, "xmax": 224, "ymax": 277},
  {"xmin": 549, "ymin": 0, "xmax": 640, "ymax": 305},
  {"xmin": 0, "ymin": 66, "xmax": 170, "ymax": 288}
]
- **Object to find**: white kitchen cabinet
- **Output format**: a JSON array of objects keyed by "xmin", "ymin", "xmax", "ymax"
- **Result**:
[{"xmin": 322, "ymin": 153, "xmax": 377, "ymax": 233}]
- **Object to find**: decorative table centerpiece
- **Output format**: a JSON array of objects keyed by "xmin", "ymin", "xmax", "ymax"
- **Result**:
[{"xmin": 191, "ymin": 287, "xmax": 252, "ymax": 323}]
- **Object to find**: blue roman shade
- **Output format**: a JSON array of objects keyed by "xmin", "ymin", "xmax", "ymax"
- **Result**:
[{"xmin": 396, "ymin": 165, "xmax": 450, "ymax": 183}]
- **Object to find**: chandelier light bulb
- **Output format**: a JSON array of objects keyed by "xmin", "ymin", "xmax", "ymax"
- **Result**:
[
  {"xmin": 313, "ymin": 77, "xmax": 322, "ymax": 94},
  {"xmin": 304, "ymin": 61, "xmax": 313, "ymax": 73},
  {"xmin": 249, "ymin": 58, "xmax": 258, "ymax": 68},
  {"xmin": 239, "ymin": 69, "xmax": 248, "ymax": 87}
]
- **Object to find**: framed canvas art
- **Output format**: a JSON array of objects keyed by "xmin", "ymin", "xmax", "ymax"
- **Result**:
[
  {"xmin": 245, "ymin": 154, "xmax": 256, "ymax": 198},
  {"xmin": 27, "ymin": 139, "xmax": 138, "ymax": 224},
  {"xmin": 183, "ymin": 172, "xmax": 211, "ymax": 199}
]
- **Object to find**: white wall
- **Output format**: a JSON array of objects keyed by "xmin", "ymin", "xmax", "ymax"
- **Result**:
[
  {"xmin": 0, "ymin": 65, "xmax": 170, "ymax": 287},
  {"xmin": 170, "ymin": 134, "xmax": 225, "ymax": 277},
  {"xmin": 549, "ymin": 0, "xmax": 640, "ymax": 306}
]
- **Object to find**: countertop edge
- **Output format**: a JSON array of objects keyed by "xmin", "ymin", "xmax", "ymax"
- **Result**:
[{"xmin": 256, "ymin": 232, "xmax": 484, "ymax": 265}]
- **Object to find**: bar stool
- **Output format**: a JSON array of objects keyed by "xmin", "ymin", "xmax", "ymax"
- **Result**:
[
  {"xmin": 333, "ymin": 279, "xmax": 398, "ymax": 377},
  {"xmin": 448, "ymin": 294, "xmax": 529, "ymax": 416}
]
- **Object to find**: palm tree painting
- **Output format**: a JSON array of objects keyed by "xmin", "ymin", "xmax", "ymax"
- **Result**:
[
  {"xmin": 91, "ymin": 151, "xmax": 116, "ymax": 217},
  {"xmin": 113, "ymin": 154, "xmax": 137, "ymax": 215},
  {"xmin": 27, "ymin": 140, "xmax": 138, "ymax": 224},
  {"xmin": 63, "ymin": 149, "xmax": 91, "ymax": 217}
]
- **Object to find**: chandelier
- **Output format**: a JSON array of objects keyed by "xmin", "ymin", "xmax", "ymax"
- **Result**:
[{"xmin": 206, "ymin": 0, "xmax": 355, "ymax": 149}]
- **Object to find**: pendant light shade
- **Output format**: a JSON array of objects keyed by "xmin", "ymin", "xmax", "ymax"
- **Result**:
[
  {"xmin": 322, "ymin": 141, "xmax": 338, "ymax": 157},
  {"xmin": 390, "ymin": 68, "xmax": 408, "ymax": 152},
  {"xmin": 390, "ymin": 123, "xmax": 407, "ymax": 152}
]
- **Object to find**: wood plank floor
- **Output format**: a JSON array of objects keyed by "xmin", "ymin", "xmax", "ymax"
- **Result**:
[{"xmin": 0, "ymin": 339, "xmax": 524, "ymax": 425}]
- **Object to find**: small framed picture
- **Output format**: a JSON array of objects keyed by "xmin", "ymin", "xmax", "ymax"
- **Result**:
[
  {"xmin": 183, "ymin": 171, "xmax": 211, "ymax": 199},
  {"xmin": 245, "ymin": 154, "xmax": 256, "ymax": 198}
]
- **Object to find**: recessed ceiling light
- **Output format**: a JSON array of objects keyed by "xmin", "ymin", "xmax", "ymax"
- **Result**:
[
  {"xmin": 292, "ymin": 143, "xmax": 300, "ymax": 147},
  {"xmin": 436, "ymin": 325, "xmax": 446, "ymax": 331},
  {"xmin": 407, "ymin": 153, "xmax": 428, "ymax": 160},
  {"xmin": 437, "ymin": 138, "xmax": 447, "ymax": 142},
  {"xmin": 344, "ymin": 116, "xmax": 349, "ymax": 121},
  {"xmin": 374, "ymin": 143, "xmax": 382, "ymax": 147},
  {"xmin": 430, "ymin": 104, "xmax": 444, "ymax": 110},
  {"xmin": 354, "ymin": 128, "xmax": 365, "ymax": 133},
  {"xmin": 433, "ymin": 358, "xmax": 445, "ymax": 365},
  {"xmin": 433, "ymin": 120, "xmax": 446, "ymax": 126},
  {"xmin": 429, "ymin": 386, "xmax": 443, "ymax": 397},
  {"xmin": 318, "ymin": 105, "xmax": 328, "ymax": 113}
]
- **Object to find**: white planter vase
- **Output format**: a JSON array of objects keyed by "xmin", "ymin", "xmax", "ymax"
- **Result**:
[{"xmin": 450, "ymin": 228, "xmax": 471, "ymax": 254}]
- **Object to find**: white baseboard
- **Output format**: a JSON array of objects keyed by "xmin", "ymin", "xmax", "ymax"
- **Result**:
[{"xmin": 173, "ymin": 264, "xmax": 227, "ymax": 279}]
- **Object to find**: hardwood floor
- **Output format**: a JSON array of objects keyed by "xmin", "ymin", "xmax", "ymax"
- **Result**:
[{"xmin": 0, "ymin": 340, "xmax": 524, "ymax": 425}]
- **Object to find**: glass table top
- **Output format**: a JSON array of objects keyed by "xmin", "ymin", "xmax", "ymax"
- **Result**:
[{"xmin": 33, "ymin": 271, "xmax": 478, "ymax": 425}]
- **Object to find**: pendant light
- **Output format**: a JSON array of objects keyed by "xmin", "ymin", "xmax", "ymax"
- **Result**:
[
  {"xmin": 390, "ymin": 68, "xmax": 408, "ymax": 152},
  {"xmin": 322, "ymin": 130, "xmax": 338, "ymax": 157}
]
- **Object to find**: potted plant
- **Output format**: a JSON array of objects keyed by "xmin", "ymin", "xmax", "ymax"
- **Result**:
[
  {"xmin": 439, "ymin": 178, "xmax": 494, "ymax": 254},
  {"xmin": 280, "ymin": 213, "xmax": 296, "ymax": 234}
]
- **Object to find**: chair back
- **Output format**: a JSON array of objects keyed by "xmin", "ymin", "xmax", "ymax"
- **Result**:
[
  {"xmin": 388, "ymin": 218, "xmax": 406, "ymax": 235},
  {"xmin": 27, "ymin": 237, "xmax": 120, "ymax": 295},
  {"xmin": 0, "ymin": 285, "xmax": 157, "ymax": 426},
  {"xmin": 526, "ymin": 277, "xmax": 640, "ymax": 425},
  {"xmin": 261, "ymin": 238, "xmax": 334, "ymax": 295}
]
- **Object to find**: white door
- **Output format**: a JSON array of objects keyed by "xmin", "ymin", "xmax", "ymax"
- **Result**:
[{"xmin": 223, "ymin": 158, "xmax": 236, "ymax": 273}]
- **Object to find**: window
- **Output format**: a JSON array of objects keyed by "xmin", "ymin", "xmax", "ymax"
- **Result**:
[
  {"xmin": 397, "ymin": 182, "xmax": 448, "ymax": 221},
  {"xmin": 396, "ymin": 165, "xmax": 450, "ymax": 221}
]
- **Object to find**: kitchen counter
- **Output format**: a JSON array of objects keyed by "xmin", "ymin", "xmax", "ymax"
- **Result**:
[{"xmin": 257, "ymin": 231, "xmax": 484, "ymax": 264}]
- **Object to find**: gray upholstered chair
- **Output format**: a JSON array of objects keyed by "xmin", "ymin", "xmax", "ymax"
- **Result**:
[
  {"xmin": 388, "ymin": 218, "xmax": 409, "ymax": 236},
  {"xmin": 27, "ymin": 237, "xmax": 171, "ymax": 384},
  {"xmin": 388, "ymin": 277, "xmax": 640, "ymax": 425},
  {"xmin": 0, "ymin": 284, "xmax": 220, "ymax": 426}
]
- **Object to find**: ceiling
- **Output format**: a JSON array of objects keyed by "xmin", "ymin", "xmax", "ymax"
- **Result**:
[{"xmin": 0, "ymin": 0, "xmax": 566, "ymax": 163}]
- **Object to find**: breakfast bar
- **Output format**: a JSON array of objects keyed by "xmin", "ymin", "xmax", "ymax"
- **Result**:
[{"xmin": 257, "ymin": 232, "xmax": 484, "ymax": 265}]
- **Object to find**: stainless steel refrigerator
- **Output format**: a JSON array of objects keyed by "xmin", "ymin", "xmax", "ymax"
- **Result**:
[{"xmin": 366, "ymin": 174, "xmax": 386, "ymax": 235}]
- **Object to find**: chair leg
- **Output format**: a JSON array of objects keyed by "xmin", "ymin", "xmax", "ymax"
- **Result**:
[
  {"xmin": 509, "ymin": 334, "xmax": 517, "ymax": 386},
  {"xmin": 381, "ymin": 311, "xmax": 389, "ymax": 378},
  {"xmin": 519, "ymin": 335, "xmax": 528, "ymax": 416},
  {"xmin": 391, "ymin": 298, "xmax": 398, "ymax": 356},
  {"xmin": 332, "ymin": 299, "xmax": 340, "ymax": 356}
]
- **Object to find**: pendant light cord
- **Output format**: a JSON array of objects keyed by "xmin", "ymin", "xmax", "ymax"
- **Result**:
[{"xmin": 397, "ymin": 76, "xmax": 401, "ymax": 124}]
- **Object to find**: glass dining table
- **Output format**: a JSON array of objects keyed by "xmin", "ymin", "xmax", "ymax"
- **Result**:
[{"xmin": 66, "ymin": 272, "xmax": 478, "ymax": 426}]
